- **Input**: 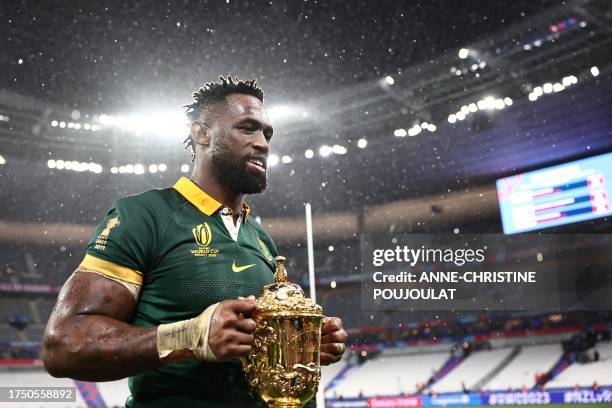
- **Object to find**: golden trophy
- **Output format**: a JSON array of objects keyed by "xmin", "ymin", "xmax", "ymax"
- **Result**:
[{"xmin": 242, "ymin": 256, "xmax": 324, "ymax": 408}]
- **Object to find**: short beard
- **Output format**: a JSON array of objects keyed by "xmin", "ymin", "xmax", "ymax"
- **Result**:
[{"xmin": 210, "ymin": 140, "xmax": 267, "ymax": 195}]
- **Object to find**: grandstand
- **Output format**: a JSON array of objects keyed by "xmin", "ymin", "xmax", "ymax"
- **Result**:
[
  {"xmin": 484, "ymin": 344, "xmax": 564, "ymax": 391},
  {"xmin": 548, "ymin": 340, "xmax": 612, "ymax": 389}
]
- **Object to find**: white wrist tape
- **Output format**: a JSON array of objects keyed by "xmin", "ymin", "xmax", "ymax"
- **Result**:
[{"xmin": 157, "ymin": 302, "xmax": 219, "ymax": 361}]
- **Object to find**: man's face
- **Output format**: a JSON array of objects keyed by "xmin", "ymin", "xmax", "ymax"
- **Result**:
[{"xmin": 209, "ymin": 94, "xmax": 273, "ymax": 195}]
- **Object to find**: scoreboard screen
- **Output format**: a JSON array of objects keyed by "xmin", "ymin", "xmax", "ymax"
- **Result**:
[{"xmin": 496, "ymin": 152, "xmax": 612, "ymax": 234}]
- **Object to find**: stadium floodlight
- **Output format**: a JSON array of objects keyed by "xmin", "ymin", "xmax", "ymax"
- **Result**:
[
  {"xmin": 319, "ymin": 145, "xmax": 333, "ymax": 157},
  {"xmin": 149, "ymin": 164, "xmax": 158, "ymax": 173},
  {"xmin": 328, "ymin": 245, "xmax": 334, "ymax": 252},
  {"xmin": 552, "ymin": 83, "xmax": 565, "ymax": 92},
  {"xmin": 330, "ymin": 281, "xmax": 337, "ymax": 289},
  {"xmin": 448, "ymin": 114, "xmax": 457, "ymax": 124},
  {"xmin": 504, "ymin": 97, "xmax": 513, "ymax": 106},
  {"xmin": 456, "ymin": 112, "xmax": 466, "ymax": 121},
  {"xmin": 64, "ymin": 161, "xmax": 73, "ymax": 170},
  {"xmin": 59, "ymin": 121, "xmax": 66, "ymax": 128},
  {"xmin": 0, "ymin": 155, "xmax": 6, "ymax": 165},
  {"xmin": 393, "ymin": 128, "xmax": 407, "ymax": 137},
  {"xmin": 56, "ymin": 159, "xmax": 65, "ymax": 169},
  {"xmin": 528, "ymin": 93, "xmax": 537, "ymax": 101},
  {"xmin": 591, "ymin": 66, "xmax": 599, "ymax": 77},
  {"xmin": 180, "ymin": 164, "xmax": 190, "ymax": 173},
  {"xmin": 125, "ymin": 164, "xmax": 134, "ymax": 174},
  {"xmin": 384, "ymin": 75, "xmax": 395, "ymax": 85},
  {"xmin": 281, "ymin": 155, "xmax": 292, "ymax": 164},
  {"xmin": 332, "ymin": 145, "xmax": 347, "ymax": 155},
  {"xmin": 47, "ymin": 159, "xmax": 56, "ymax": 168},
  {"xmin": 268, "ymin": 154, "xmax": 279, "ymax": 167},
  {"xmin": 51, "ymin": 120, "xmax": 58, "ymax": 127},
  {"xmin": 407, "ymin": 125, "xmax": 421, "ymax": 136},
  {"xmin": 468, "ymin": 103, "xmax": 478, "ymax": 113},
  {"xmin": 458, "ymin": 48, "xmax": 469, "ymax": 59},
  {"xmin": 495, "ymin": 99, "xmax": 505, "ymax": 110},
  {"xmin": 134, "ymin": 164, "xmax": 145, "ymax": 175},
  {"xmin": 562, "ymin": 76, "xmax": 572, "ymax": 87},
  {"xmin": 119, "ymin": 166, "xmax": 126, "ymax": 173},
  {"xmin": 158, "ymin": 163, "xmax": 167, "ymax": 172},
  {"xmin": 426, "ymin": 124, "xmax": 437, "ymax": 132},
  {"xmin": 543, "ymin": 83, "xmax": 553, "ymax": 94},
  {"xmin": 357, "ymin": 138, "xmax": 367, "ymax": 148},
  {"xmin": 480, "ymin": 96, "xmax": 495, "ymax": 110},
  {"xmin": 111, "ymin": 167, "xmax": 118, "ymax": 174},
  {"xmin": 533, "ymin": 86, "xmax": 543, "ymax": 97},
  {"xmin": 304, "ymin": 149, "xmax": 314, "ymax": 159}
]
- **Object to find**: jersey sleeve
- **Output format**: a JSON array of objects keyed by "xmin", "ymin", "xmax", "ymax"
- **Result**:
[{"xmin": 79, "ymin": 197, "xmax": 156, "ymax": 285}]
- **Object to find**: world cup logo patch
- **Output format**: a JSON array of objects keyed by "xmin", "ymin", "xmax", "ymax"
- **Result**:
[{"xmin": 192, "ymin": 223, "xmax": 213, "ymax": 247}]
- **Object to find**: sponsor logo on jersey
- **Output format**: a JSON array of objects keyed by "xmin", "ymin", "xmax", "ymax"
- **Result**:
[{"xmin": 232, "ymin": 261, "xmax": 256, "ymax": 273}]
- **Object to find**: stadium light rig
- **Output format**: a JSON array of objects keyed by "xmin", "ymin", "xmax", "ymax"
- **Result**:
[
  {"xmin": 528, "ymin": 75, "xmax": 578, "ymax": 102},
  {"xmin": 47, "ymin": 159, "xmax": 103, "ymax": 174},
  {"xmin": 447, "ymin": 95, "xmax": 513, "ymax": 123}
]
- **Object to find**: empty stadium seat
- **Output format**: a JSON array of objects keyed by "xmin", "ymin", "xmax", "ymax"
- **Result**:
[
  {"xmin": 326, "ymin": 348, "xmax": 450, "ymax": 398},
  {"xmin": 547, "ymin": 341, "xmax": 612, "ymax": 388},
  {"xmin": 485, "ymin": 344, "xmax": 563, "ymax": 391}
]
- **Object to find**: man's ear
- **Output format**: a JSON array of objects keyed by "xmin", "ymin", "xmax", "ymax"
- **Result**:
[{"xmin": 190, "ymin": 121, "xmax": 211, "ymax": 147}]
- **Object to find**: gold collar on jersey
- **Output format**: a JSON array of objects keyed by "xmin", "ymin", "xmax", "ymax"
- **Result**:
[{"xmin": 173, "ymin": 177, "xmax": 250, "ymax": 223}]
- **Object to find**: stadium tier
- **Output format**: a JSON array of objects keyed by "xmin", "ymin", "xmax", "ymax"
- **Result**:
[
  {"xmin": 484, "ymin": 344, "xmax": 564, "ymax": 391},
  {"xmin": 547, "ymin": 340, "xmax": 612, "ymax": 389},
  {"xmin": 429, "ymin": 348, "xmax": 515, "ymax": 394},
  {"xmin": 326, "ymin": 346, "xmax": 451, "ymax": 398}
]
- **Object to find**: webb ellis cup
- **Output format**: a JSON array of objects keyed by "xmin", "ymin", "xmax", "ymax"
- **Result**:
[{"xmin": 241, "ymin": 256, "xmax": 324, "ymax": 408}]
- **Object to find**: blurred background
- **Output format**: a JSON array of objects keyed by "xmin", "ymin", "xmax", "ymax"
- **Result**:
[{"xmin": 0, "ymin": 0, "xmax": 611, "ymax": 407}]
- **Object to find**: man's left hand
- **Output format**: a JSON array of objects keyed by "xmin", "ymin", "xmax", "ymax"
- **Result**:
[{"xmin": 320, "ymin": 316, "xmax": 347, "ymax": 365}]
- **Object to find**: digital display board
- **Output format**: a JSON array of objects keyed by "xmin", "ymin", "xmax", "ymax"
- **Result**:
[{"xmin": 496, "ymin": 152, "xmax": 612, "ymax": 234}]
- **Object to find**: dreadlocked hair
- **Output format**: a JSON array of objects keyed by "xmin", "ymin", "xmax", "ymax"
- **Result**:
[{"xmin": 182, "ymin": 75, "xmax": 264, "ymax": 161}]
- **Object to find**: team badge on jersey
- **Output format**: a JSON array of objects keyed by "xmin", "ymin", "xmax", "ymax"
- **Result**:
[
  {"xmin": 257, "ymin": 235, "xmax": 273, "ymax": 262},
  {"xmin": 191, "ymin": 222, "xmax": 219, "ymax": 257}
]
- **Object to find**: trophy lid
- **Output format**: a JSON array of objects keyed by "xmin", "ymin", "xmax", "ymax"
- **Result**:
[{"xmin": 256, "ymin": 256, "xmax": 323, "ymax": 316}]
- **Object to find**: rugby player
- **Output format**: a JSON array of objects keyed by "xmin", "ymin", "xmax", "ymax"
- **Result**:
[{"xmin": 42, "ymin": 76, "xmax": 347, "ymax": 407}]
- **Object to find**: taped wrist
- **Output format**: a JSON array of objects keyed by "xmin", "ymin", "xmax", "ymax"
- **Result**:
[{"xmin": 157, "ymin": 302, "xmax": 219, "ymax": 361}]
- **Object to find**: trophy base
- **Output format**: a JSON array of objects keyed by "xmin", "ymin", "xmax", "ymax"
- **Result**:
[{"xmin": 267, "ymin": 397, "xmax": 302, "ymax": 408}]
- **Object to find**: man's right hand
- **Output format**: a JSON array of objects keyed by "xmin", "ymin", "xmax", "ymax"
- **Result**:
[
  {"xmin": 207, "ymin": 295, "xmax": 257, "ymax": 360},
  {"xmin": 157, "ymin": 295, "xmax": 258, "ymax": 363}
]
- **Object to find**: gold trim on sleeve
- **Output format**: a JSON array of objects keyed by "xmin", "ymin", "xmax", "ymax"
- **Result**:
[{"xmin": 79, "ymin": 254, "xmax": 143, "ymax": 285}]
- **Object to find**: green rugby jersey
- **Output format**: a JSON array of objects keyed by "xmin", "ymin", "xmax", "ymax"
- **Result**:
[{"xmin": 79, "ymin": 177, "xmax": 277, "ymax": 407}]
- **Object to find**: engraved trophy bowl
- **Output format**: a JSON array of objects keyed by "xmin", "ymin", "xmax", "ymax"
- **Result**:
[{"xmin": 241, "ymin": 256, "xmax": 323, "ymax": 408}]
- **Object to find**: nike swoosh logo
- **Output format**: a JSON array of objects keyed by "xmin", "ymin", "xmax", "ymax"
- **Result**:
[{"xmin": 232, "ymin": 261, "xmax": 256, "ymax": 273}]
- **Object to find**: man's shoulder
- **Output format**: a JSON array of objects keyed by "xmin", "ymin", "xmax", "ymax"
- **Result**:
[
  {"xmin": 244, "ymin": 216, "xmax": 272, "ymax": 239},
  {"xmin": 114, "ymin": 187, "xmax": 182, "ymax": 214}
]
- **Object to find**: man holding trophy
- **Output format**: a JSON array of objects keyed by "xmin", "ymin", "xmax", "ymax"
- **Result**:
[{"xmin": 42, "ymin": 76, "xmax": 347, "ymax": 407}]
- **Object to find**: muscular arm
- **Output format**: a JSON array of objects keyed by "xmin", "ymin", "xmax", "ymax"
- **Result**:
[
  {"xmin": 42, "ymin": 270, "xmax": 163, "ymax": 381},
  {"xmin": 42, "ymin": 269, "xmax": 255, "ymax": 382}
]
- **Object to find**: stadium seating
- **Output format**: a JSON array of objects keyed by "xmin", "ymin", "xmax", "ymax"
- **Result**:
[
  {"xmin": 484, "ymin": 344, "xmax": 563, "ymax": 391},
  {"xmin": 326, "ymin": 347, "xmax": 450, "ymax": 398},
  {"xmin": 547, "ymin": 341, "xmax": 612, "ymax": 387},
  {"xmin": 430, "ymin": 348, "xmax": 514, "ymax": 393}
]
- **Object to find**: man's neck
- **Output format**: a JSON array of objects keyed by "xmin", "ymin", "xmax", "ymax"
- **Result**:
[{"xmin": 189, "ymin": 166, "xmax": 244, "ymax": 219}]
